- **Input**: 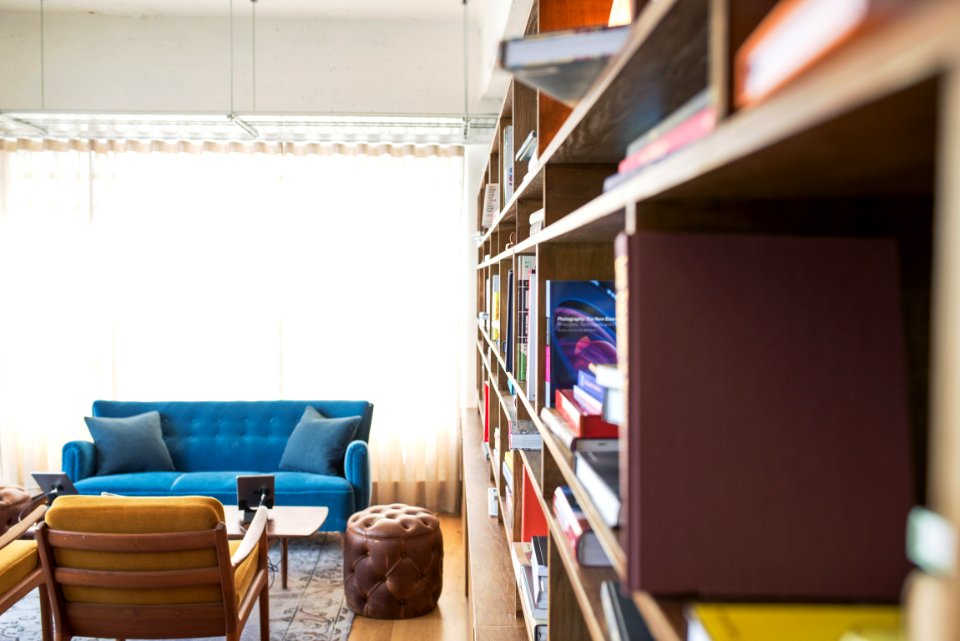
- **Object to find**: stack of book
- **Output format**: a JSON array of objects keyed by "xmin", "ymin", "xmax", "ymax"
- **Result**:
[
  {"xmin": 552, "ymin": 485, "xmax": 611, "ymax": 567},
  {"xmin": 541, "ymin": 406, "xmax": 618, "ymax": 454},
  {"xmin": 531, "ymin": 536, "xmax": 548, "ymax": 615},
  {"xmin": 574, "ymin": 449, "xmax": 620, "ymax": 528},
  {"xmin": 508, "ymin": 418, "xmax": 542, "ymax": 450},
  {"xmin": 590, "ymin": 363, "xmax": 624, "ymax": 426},
  {"xmin": 511, "ymin": 541, "xmax": 547, "ymax": 636}
]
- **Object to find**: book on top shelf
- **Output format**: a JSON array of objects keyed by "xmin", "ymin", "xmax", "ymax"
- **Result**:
[
  {"xmin": 544, "ymin": 280, "xmax": 617, "ymax": 408},
  {"xmin": 685, "ymin": 604, "xmax": 902, "ymax": 641},
  {"xmin": 617, "ymin": 90, "xmax": 717, "ymax": 172},
  {"xmin": 734, "ymin": 0, "xmax": 914, "ymax": 108},
  {"xmin": 498, "ymin": 25, "xmax": 631, "ymax": 106},
  {"xmin": 481, "ymin": 183, "xmax": 499, "ymax": 228}
]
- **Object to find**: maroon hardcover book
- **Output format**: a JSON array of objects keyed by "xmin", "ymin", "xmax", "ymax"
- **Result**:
[{"xmin": 623, "ymin": 232, "xmax": 913, "ymax": 600}]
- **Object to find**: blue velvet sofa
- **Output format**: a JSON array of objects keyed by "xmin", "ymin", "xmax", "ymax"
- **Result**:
[{"xmin": 62, "ymin": 400, "xmax": 373, "ymax": 532}]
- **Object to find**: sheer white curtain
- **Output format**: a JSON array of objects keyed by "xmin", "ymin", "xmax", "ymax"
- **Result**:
[{"xmin": 0, "ymin": 139, "xmax": 464, "ymax": 512}]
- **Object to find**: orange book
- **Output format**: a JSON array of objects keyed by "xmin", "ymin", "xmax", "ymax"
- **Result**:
[
  {"xmin": 520, "ymin": 464, "xmax": 548, "ymax": 541},
  {"xmin": 735, "ymin": 0, "xmax": 911, "ymax": 108}
]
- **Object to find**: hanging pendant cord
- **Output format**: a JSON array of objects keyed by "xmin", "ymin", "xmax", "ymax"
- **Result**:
[{"xmin": 462, "ymin": 0, "xmax": 469, "ymax": 139}]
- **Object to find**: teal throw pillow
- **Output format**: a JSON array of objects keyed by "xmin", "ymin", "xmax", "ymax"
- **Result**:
[
  {"xmin": 279, "ymin": 407, "xmax": 362, "ymax": 476},
  {"xmin": 84, "ymin": 411, "xmax": 175, "ymax": 476}
]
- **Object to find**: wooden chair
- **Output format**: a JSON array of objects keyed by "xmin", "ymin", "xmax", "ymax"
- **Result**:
[
  {"xmin": 35, "ymin": 495, "xmax": 268, "ymax": 641},
  {"xmin": 0, "ymin": 504, "xmax": 51, "ymax": 641}
]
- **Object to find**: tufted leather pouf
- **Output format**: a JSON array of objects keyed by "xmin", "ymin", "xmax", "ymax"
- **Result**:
[
  {"xmin": 0, "ymin": 485, "xmax": 32, "ymax": 535},
  {"xmin": 343, "ymin": 503, "xmax": 443, "ymax": 619}
]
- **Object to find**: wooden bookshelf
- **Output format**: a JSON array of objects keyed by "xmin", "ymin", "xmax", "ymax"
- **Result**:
[{"xmin": 466, "ymin": 0, "xmax": 960, "ymax": 639}]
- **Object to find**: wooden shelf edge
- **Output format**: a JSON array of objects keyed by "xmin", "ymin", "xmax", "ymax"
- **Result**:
[
  {"xmin": 508, "ymin": 542, "xmax": 544, "ymax": 641},
  {"xmin": 462, "ymin": 411, "xmax": 530, "ymax": 633},
  {"xmin": 545, "ymin": 506, "xmax": 616, "ymax": 641},
  {"xmin": 632, "ymin": 592, "xmax": 684, "ymax": 641}
]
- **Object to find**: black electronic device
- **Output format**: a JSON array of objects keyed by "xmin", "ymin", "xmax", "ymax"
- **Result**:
[
  {"xmin": 31, "ymin": 472, "xmax": 79, "ymax": 503},
  {"xmin": 236, "ymin": 474, "xmax": 275, "ymax": 522}
]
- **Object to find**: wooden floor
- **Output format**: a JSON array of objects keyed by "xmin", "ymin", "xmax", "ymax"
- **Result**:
[{"xmin": 349, "ymin": 514, "xmax": 468, "ymax": 641}]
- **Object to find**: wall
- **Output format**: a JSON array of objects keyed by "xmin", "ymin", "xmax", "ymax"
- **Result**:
[{"xmin": 0, "ymin": 9, "xmax": 502, "ymax": 115}]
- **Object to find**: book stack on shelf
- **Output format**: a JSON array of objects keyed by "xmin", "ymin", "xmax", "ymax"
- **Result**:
[{"xmin": 463, "ymin": 0, "xmax": 960, "ymax": 640}]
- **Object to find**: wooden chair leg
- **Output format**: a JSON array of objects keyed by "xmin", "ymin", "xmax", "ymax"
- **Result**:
[
  {"xmin": 259, "ymin": 585, "xmax": 270, "ymax": 641},
  {"xmin": 38, "ymin": 584, "xmax": 52, "ymax": 641}
]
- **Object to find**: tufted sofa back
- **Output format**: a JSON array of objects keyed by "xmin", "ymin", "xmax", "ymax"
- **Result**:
[{"xmin": 91, "ymin": 400, "xmax": 374, "ymax": 473}]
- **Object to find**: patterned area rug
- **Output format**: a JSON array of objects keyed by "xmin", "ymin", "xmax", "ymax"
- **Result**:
[{"xmin": 0, "ymin": 533, "xmax": 354, "ymax": 641}]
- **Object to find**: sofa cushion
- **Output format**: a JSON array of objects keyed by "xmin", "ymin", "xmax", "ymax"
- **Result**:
[
  {"xmin": 84, "ymin": 411, "xmax": 175, "ymax": 475},
  {"xmin": 75, "ymin": 472, "xmax": 181, "ymax": 495},
  {"xmin": 279, "ymin": 407, "xmax": 361, "ymax": 476},
  {"xmin": 169, "ymin": 472, "xmax": 260, "ymax": 496}
]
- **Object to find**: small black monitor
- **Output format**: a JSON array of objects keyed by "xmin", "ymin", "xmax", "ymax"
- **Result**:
[
  {"xmin": 31, "ymin": 472, "xmax": 78, "ymax": 502},
  {"xmin": 236, "ymin": 474, "xmax": 274, "ymax": 521}
]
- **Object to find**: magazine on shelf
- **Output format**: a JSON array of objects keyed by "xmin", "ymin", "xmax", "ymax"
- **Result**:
[
  {"xmin": 498, "ymin": 25, "xmax": 631, "ymax": 106},
  {"xmin": 544, "ymin": 280, "xmax": 617, "ymax": 408}
]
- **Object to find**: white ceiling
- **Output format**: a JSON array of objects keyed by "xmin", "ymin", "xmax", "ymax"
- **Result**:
[{"xmin": 0, "ymin": 0, "xmax": 475, "ymax": 21}]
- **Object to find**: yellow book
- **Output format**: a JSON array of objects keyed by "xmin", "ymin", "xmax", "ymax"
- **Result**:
[
  {"xmin": 504, "ymin": 450, "xmax": 515, "ymax": 472},
  {"xmin": 686, "ymin": 604, "xmax": 902, "ymax": 641}
]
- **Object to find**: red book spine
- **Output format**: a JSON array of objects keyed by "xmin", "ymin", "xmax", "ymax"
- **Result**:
[
  {"xmin": 521, "ymin": 466, "xmax": 548, "ymax": 540},
  {"xmin": 552, "ymin": 488, "xmax": 589, "ymax": 555},
  {"xmin": 616, "ymin": 106, "xmax": 717, "ymax": 175},
  {"xmin": 483, "ymin": 381, "xmax": 490, "ymax": 443},
  {"xmin": 555, "ymin": 389, "xmax": 619, "ymax": 439}
]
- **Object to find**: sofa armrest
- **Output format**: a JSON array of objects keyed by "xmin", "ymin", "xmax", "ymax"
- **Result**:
[
  {"xmin": 63, "ymin": 441, "xmax": 96, "ymax": 482},
  {"xmin": 345, "ymin": 440, "xmax": 371, "ymax": 511}
]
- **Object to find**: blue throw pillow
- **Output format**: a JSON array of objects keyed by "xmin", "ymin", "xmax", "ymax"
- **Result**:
[
  {"xmin": 84, "ymin": 411, "xmax": 175, "ymax": 476},
  {"xmin": 279, "ymin": 407, "xmax": 361, "ymax": 476}
]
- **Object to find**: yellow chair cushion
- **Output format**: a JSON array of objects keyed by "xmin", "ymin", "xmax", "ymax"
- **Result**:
[
  {"xmin": 45, "ymin": 495, "xmax": 256, "ymax": 605},
  {"xmin": 0, "ymin": 540, "xmax": 38, "ymax": 596},
  {"xmin": 229, "ymin": 540, "xmax": 259, "ymax": 603}
]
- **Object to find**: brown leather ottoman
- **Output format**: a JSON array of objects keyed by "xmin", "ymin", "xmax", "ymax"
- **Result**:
[{"xmin": 344, "ymin": 503, "xmax": 443, "ymax": 619}]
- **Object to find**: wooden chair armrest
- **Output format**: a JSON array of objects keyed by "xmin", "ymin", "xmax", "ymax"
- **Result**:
[
  {"xmin": 0, "ymin": 504, "xmax": 47, "ymax": 549},
  {"xmin": 231, "ymin": 506, "xmax": 268, "ymax": 568}
]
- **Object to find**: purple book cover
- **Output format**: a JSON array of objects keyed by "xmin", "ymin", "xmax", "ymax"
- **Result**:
[{"xmin": 545, "ymin": 280, "xmax": 617, "ymax": 406}]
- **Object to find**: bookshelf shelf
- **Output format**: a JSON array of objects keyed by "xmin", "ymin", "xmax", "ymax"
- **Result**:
[{"xmin": 467, "ymin": 0, "xmax": 959, "ymax": 638}]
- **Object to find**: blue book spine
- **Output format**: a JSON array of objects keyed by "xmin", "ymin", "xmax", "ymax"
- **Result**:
[{"xmin": 576, "ymin": 370, "xmax": 605, "ymax": 402}]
